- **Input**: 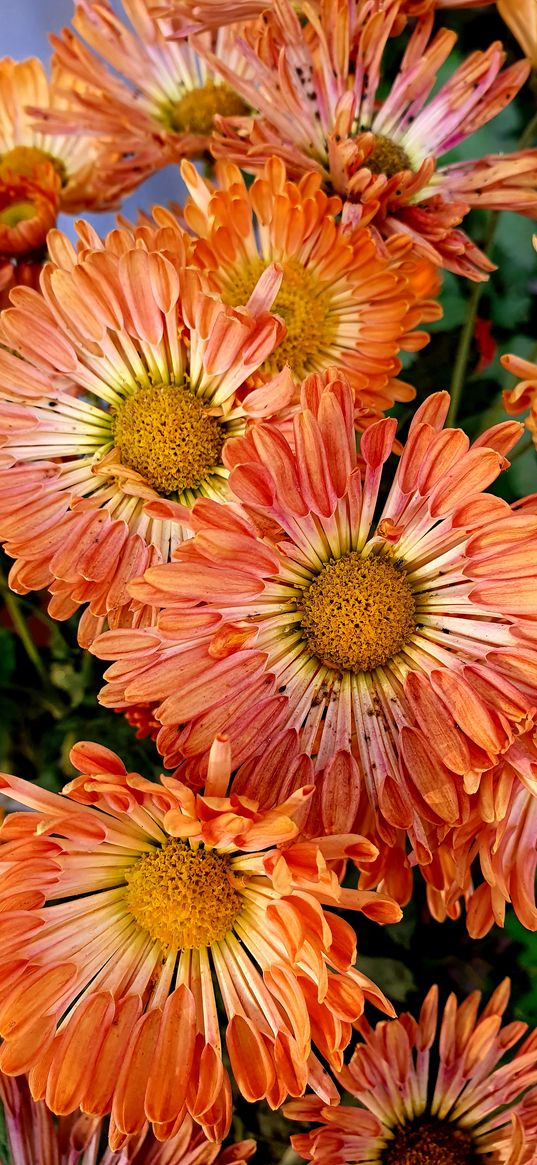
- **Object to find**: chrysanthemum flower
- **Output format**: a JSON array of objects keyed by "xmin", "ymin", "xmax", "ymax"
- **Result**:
[
  {"xmin": 180, "ymin": 156, "xmax": 440, "ymax": 415},
  {"xmin": 208, "ymin": 0, "xmax": 536, "ymax": 278},
  {"xmin": 0, "ymin": 735, "xmax": 398, "ymax": 1146},
  {"xmin": 0, "ymin": 1073, "xmax": 256, "ymax": 1164},
  {"xmin": 92, "ymin": 375, "xmax": 535, "ymax": 859},
  {"xmin": 45, "ymin": 0, "xmax": 253, "ymax": 183},
  {"xmin": 286, "ymin": 981, "xmax": 537, "ymax": 1165},
  {"xmin": 0, "ymin": 217, "xmax": 289, "ymax": 646},
  {"xmin": 0, "ymin": 56, "xmax": 130, "ymax": 301}
]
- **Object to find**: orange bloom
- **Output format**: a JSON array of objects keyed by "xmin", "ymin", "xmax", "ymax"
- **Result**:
[
  {"xmin": 0, "ymin": 56, "xmax": 129, "ymax": 301},
  {"xmin": 92, "ymin": 375, "xmax": 534, "ymax": 861},
  {"xmin": 0, "ymin": 216, "xmax": 289, "ymax": 646},
  {"xmin": 498, "ymin": 0, "xmax": 537, "ymax": 70},
  {"xmin": 208, "ymin": 0, "xmax": 535, "ymax": 279},
  {"xmin": 0, "ymin": 736, "xmax": 398, "ymax": 1146},
  {"xmin": 287, "ymin": 981, "xmax": 537, "ymax": 1164},
  {"xmin": 180, "ymin": 157, "xmax": 440, "ymax": 417},
  {"xmin": 502, "ymin": 270, "xmax": 537, "ymax": 444},
  {"xmin": 0, "ymin": 1074, "xmax": 255, "ymax": 1164},
  {"xmin": 46, "ymin": 0, "xmax": 253, "ymax": 183}
]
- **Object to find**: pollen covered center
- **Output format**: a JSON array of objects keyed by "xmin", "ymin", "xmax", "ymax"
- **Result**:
[
  {"xmin": 113, "ymin": 383, "xmax": 224, "ymax": 496},
  {"xmin": 300, "ymin": 552, "xmax": 416, "ymax": 673},
  {"xmin": 383, "ymin": 1118, "xmax": 476, "ymax": 1165},
  {"xmin": 125, "ymin": 838, "xmax": 243, "ymax": 953},
  {"xmin": 0, "ymin": 145, "xmax": 66, "ymax": 184},
  {"xmin": 167, "ymin": 83, "xmax": 249, "ymax": 135},
  {"xmin": 222, "ymin": 256, "xmax": 335, "ymax": 379},
  {"xmin": 364, "ymin": 133, "xmax": 413, "ymax": 178}
]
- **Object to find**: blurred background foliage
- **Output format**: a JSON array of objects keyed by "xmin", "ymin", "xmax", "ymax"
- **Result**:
[{"xmin": 1, "ymin": 3, "xmax": 537, "ymax": 1157}]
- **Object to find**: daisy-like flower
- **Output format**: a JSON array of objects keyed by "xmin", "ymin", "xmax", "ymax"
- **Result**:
[
  {"xmin": 180, "ymin": 156, "xmax": 441, "ymax": 416},
  {"xmin": 208, "ymin": 0, "xmax": 536, "ymax": 278},
  {"xmin": 502, "ymin": 345, "xmax": 537, "ymax": 449},
  {"xmin": 0, "ymin": 1074, "xmax": 256, "ymax": 1164},
  {"xmin": 286, "ymin": 981, "xmax": 537, "ymax": 1165},
  {"xmin": 0, "ymin": 216, "xmax": 289, "ymax": 646},
  {"xmin": 0, "ymin": 735, "xmax": 398, "ymax": 1147},
  {"xmin": 92, "ymin": 374, "xmax": 536, "ymax": 859},
  {"xmin": 0, "ymin": 57, "xmax": 130, "ymax": 302},
  {"xmin": 44, "ymin": 0, "xmax": 253, "ymax": 183}
]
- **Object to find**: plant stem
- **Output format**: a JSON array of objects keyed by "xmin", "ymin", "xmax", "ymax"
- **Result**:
[{"xmin": 0, "ymin": 579, "xmax": 49, "ymax": 687}]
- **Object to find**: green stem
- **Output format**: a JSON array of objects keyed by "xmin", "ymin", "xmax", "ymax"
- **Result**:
[
  {"xmin": 0, "ymin": 578, "xmax": 49, "ymax": 687},
  {"xmin": 518, "ymin": 105, "xmax": 537, "ymax": 150}
]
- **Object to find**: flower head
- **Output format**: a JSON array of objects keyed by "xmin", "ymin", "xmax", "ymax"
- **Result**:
[
  {"xmin": 0, "ymin": 56, "xmax": 129, "ymax": 300},
  {"xmin": 286, "ymin": 981, "xmax": 537, "ymax": 1164},
  {"xmin": 0, "ymin": 216, "xmax": 289, "ymax": 645},
  {"xmin": 0, "ymin": 1073, "xmax": 256, "ymax": 1165},
  {"xmin": 92, "ymin": 375, "xmax": 535, "ymax": 860},
  {"xmin": 208, "ymin": 0, "xmax": 536, "ymax": 278},
  {"xmin": 0, "ymin": 735, "xmax": 398, "ymax": 1147},
  {"xmin": 180, "ymin": 156, "xmax": 440, "ymax": 416},
  {"xmin": 45, "ymin": 0, "xmax": 253, "ymax": 183}
]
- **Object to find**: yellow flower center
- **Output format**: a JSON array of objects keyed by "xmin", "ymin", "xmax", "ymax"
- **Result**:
[
  {"xmin": 222, "ymin": 257, "xmax": 336, "ymax": 379},
  {"xmin": 125, "ymin": 839, "xmax": 244, "ymax": 953},
  {"xmin": 364, "ymin": 133, "xmax": 413, "ymax": 178},
  {"xmin": 113, "ymin": 383, "xmax": 224, "ymax": 496},
  {"xmin": 383, "ymin": 1119, "xmax": 475, "ymax": 1165},
  {"xmin": 0, "ymin": 145, "xmax": 66, "ymax": 184},
  {"xmin": 0, "ymin": 200, "xmax": 37, "ymax": 227},
  {"xmin": 300, "ymin": 552, "xmax": 416, "ymax": 673},
  {"xmin": 167, "ymin": 83, "xmax": 249, "ymax": 135}
]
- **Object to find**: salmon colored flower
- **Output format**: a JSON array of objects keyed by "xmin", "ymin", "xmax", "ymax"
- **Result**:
[
  {"xmin": 286, "ymin": 980, "xmax": 537, "ymax": 1165},
  {"xmin": 502, "ymin": 296, "xmax": 537, "ymax": 446},
  {"xmin": 0, "ymin": 217, "xmax": 289, "ymax": 646},
  {"xmin": 208, "ymin": 0, "xmax": 536, "ymax": 279},
  {"xmin": 498, "ymin": 0, "xmax": 537, "ymax": 71},
  {"xmin": 180, "ymin": 156, "xmax": 441, "ymax": 416},
  {"xmin": 0, "ymin": 1073, "xmax": 256, "ymax": 1164},
  {"xmin": 0, "ymin": 735, "xmax": 398, "ymax": 1147},
  {"xmin": 92, "ymin": 375, "xmax": 535, "ymax": 860},
  {"xmin": 0, "ymin": 56, "xmax": 131, "ymax": 301},
  {"xmin": 45, "ymin": 0, "xmax": 253, "ymax": 183}
]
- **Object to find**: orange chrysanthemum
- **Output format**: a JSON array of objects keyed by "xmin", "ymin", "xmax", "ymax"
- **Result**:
[
  {"xmin": 180, "ymin": 156, "xmax": 440, "ymax": 416},
  {"xmin": 287, "ymin": 981, "xmax": 537, "ymax": 1164},
  {"xmin": 0, "ymin": 216, "xmax": 290, "ymax": 646},
  {"xmin": 207, "ymin": 0, "xmax": 536, "ymax": 279},
  {"xmin": 0, "ymin": 736, "xmax": 398, "ymax": 1147},
  {"xmin": 44, "ymin": 0, "xmax": 253, "ymax": 184},
  {"xmin": 502, "ymin": 256, "xmax": 537, "ymax": 445},
  {"xmin": 0, "ymin": 1074, "xmax": 256, "ymax": 1165},
  {"xmin": 92, "ymin": 374, "xmax": 536, "ymax": 861},
  {"xmin": 0, "ymin": 56, "xmax": 130, "ymax": 301}
]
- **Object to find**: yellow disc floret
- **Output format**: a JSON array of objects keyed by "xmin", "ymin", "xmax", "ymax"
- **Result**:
[
  {"xmin": 383, "ymin": 1118, "xmax": 475, "ymax": 1165},
  {"xmin": 166, "ymin": 83, "xmax": 249, "ymax": 135},
  {"xmin": 363, "ymin": 133, "xmax": 413, "ymax": 178},
  {"xmin": 113, "ymin": 383, "xmax": 224, "ymax": 496},
  {"xmin": 300, "ymin": 552, "xmax": 416, "ymax": 674},
  {"xmin": 0, "ymin": 145, "xmax": 66, "ymax": 184},
  {"xmin": 222, "ymin": 256, "xmax": 336, "ymax": 380},
  {"xmin": 125, "ymin": 839, "xmax": 243, "ymax": 953}
]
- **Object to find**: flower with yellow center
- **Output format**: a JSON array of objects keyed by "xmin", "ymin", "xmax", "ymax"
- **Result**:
[
  {"xmin": 207, "ymin": 0, "xmax": 536, "ymax": 279},
  {"xmin": 93, "ymin": 374, "xmax": 536, "ymax": 864},
  {"xmin": 286, "ymin": 982, "xmax": 537, "ymax": 1165},
  {"xmin": 0, "ymin": 214, "xmax": 290, "ymax": 646},
  {"xmin": 45, "ymin": 0, "xmax": 252, "ymax": 183},
  {"xmin": 0, "ymin": 735, "xmax": 399, "ymax": 1148},
  {"xmin": 180, "ymin": 157, "xmax": 441, "ymax": 414}
]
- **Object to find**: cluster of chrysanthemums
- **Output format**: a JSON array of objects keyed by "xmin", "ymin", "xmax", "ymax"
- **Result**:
[{"xmin": 2, "ymin": 0, "xmax": 537, "ymax": 1161}]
